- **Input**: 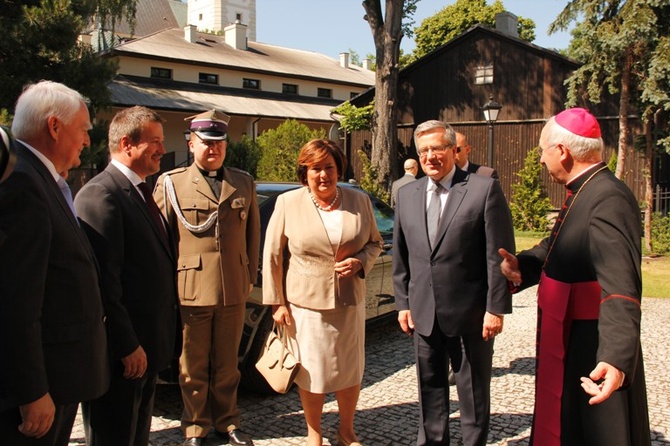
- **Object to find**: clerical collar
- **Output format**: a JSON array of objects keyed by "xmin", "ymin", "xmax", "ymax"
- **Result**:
[
  {"xmin": 566, "ymin": 162, "xmax": 605, "ymax": 193},
  {"xmin": 197, "ymin": 166, "xmax": 222, "ymax": 180}
]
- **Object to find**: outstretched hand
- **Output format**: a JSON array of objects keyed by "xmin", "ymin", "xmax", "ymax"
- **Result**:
[{"xmin": 498, "ymin": 248, "xmax": 521, "ymax": 287}]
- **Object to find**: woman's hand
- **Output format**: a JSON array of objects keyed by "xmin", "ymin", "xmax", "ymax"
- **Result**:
[
  {"xmin": 334, "ymin": 257, "xmax": 363, "ymax": 278},
  {"xmin": 272, "ymin": 305, "xmax": 291, "ymax": 326}
]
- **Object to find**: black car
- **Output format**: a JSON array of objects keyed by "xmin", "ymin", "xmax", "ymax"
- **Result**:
[{"xmin": 161, "ymin": 182, "xmax": 397, "ymax": 395}]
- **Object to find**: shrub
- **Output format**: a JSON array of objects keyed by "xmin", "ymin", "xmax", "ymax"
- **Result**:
[
  {"xmin": 651, "ymin": 212, "xmax": 670, "ymax": 254},
  {"xmin": 509, "ymin": 147, "xmax": 552, "ymax": 232},
  {"xmin": 256, "ymin": 120, "xmax": 325, "ymax": 182},
  {"xmin": 357, "ymin": 150, "xmax": 389, "ymax": 203},
  {"xmin": 225, "ymin": 135, "xmax": 262, "ymax": 178}
]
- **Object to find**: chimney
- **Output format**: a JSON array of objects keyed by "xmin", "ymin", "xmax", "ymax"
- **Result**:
[
  {"xmin": 224, "ymin": 20, "xmax": 247, "ymax": 50},
  {"xmin": 495, "ymin": 12, "xmax": 519, "ymax": 38},
  {"xmin": 362, "ymin": 58, "xmax": 372, "ymax": 70},
  {"xmin": 339, "ymin": 52, "xmax": 350, "ymax": 69},
  {"xmin": 185, "ymin": 24, "xmax": 197, "ymax": 43}
]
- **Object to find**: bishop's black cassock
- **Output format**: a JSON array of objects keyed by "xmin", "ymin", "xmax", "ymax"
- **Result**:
[{"xmin": 513, "ymin": 163, "xmax": 650, "ymax": 446}]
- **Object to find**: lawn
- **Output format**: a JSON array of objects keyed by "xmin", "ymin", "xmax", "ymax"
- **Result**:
[{"xmin": 513, "ymin": 231, "xmax": 669, "ymax": 299}]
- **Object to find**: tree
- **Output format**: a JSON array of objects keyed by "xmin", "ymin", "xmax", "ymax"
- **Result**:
[
  {"xmin": 225, "ymin": 135, "xmax": 263, "ymax": 178},
  {"xmin": 256, "ymin": 120, "xmax": 326, "ymax": 182},
  {"xmin": 362, "ymin": 0, "xmax": 418, "ymax": 192},
  {"xmin": 411, "ymin": 0, "xmax": 536, "ymax": 62},
  {"xmin": 552, "ymin": 0, "xmax": 670, "ymax": 253},
  {"xmin": 0, "ymin": 0, "xmax": 137, "ymax": 115},
  {"xmin": 509, "ymin": 147, "xmax": 552, "ymax": 232}
]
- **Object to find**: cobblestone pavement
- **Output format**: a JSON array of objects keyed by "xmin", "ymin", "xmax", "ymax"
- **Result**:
[{"xmin": 69, "ymin": 287, "xmax": 669, "ymax": 445}]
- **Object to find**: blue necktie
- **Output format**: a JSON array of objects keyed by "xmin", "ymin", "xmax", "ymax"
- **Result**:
[{"xmin": 57, "ymin": 176, "xmax": 78, "ymax": 221}]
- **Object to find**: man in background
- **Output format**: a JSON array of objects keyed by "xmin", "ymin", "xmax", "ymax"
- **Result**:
[
  {"xmin": 0, "ymin": 80, "xmax": 109, "ymax": 445},
  {"xmin": 154, "ymin": 110, "xmax": 259, "ymax": 446},
  {"xmin": 455, "ymin": 131, "xmax": 498, "ymax": 179},
  {"xmin": 75, "ymin": 106, "xmax": 179, "ymax": 445},
  {"xmin": 391, "ymin": 158, "xmax": 418, "ymax": 208}
]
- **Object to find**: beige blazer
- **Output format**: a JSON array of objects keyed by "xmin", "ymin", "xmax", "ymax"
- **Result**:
[
  {"xmin": 263, "ymin": 186, "xmax": 383, "ymax": 310},
  {"xmin": 154, "ymin": 164, "xmax": 260, "ymax": 307}
]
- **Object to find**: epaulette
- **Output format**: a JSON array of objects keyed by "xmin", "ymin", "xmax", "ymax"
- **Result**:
[
  {"xmin": 162, "ymin": 166, "xmax": 188, "ymax": 176},
  {"xmin": 227, "ymin": 166, "xmax": 252, "ymax": 177}
]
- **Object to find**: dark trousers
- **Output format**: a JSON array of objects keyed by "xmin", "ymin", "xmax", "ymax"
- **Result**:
[
  {"xmin": 0, "ymin": 402, "xmax": 78, "ymax": 446},
  {"xmin": 415, "ymin": 325, "xmax": 494, "ymax": 446},
  {"xmin": 82, "ymin": 367, "xmax": 158, "ymax": 446}
]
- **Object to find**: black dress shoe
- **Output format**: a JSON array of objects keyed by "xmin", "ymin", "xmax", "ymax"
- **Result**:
[
  {"xmin": 183, "ymin": 438, "xmax": 204, "ymax": 446},
  {"xmin": 217, "ymin": 428, "xmax": 254, "ymax": 446}
]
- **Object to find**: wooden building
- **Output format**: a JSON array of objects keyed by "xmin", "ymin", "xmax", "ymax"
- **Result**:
[{"xmin": 349, "ymin": 15, "xmax": 649, "ymax": 209}]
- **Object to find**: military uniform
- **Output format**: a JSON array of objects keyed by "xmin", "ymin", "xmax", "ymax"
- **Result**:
[{"xmin": 154, "ymin": 110, "xmax": 260, "ymax": 446}]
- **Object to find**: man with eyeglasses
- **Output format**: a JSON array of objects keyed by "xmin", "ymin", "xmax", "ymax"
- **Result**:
[
  {"xmin": 393, "ymin": 120, "xmax": 515, "ymax": 446},
  {"xmin": 454, "ymin": 132, "xmax": 498, "ymax": 179},
  {"xmin": 154, "ymin": 110, "xmax": 260, "ymax": 446}
]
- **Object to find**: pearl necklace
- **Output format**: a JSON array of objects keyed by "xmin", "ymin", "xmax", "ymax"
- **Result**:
[{"xmin": 309, "ymin": 187, "xmax": 339, "ymax": 211}]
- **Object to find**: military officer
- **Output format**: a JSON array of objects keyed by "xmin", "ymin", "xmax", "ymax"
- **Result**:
[{"xmin": 154, "ymin": 110, "xmax": 260, "ymax": 446}]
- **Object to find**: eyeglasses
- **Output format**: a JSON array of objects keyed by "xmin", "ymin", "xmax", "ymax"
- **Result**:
[{"xmin": 418, "ymin": 145, "xmax": 451, "ymax": 158}]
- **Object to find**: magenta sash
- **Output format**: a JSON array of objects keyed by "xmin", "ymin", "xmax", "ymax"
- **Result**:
[{"xmin": 532, "ymin": 272, "xmax": 601, "ymax": 446}]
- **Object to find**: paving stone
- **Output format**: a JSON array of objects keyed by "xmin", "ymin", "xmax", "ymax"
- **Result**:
[{"xmin": 69, "ymin": 287, "xmax": 670, "ymax": 445}]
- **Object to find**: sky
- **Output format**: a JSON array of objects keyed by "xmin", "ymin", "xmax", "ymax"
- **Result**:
[{"xmin": 256, "ymin": 0, "xmax": 574, "ymax": 60}]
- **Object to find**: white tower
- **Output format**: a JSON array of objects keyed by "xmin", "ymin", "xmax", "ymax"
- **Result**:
[{"xmin": 187, "ymin": 0, "xmax": 256, "ymax": 40}]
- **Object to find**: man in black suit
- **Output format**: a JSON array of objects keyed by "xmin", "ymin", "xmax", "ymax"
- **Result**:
[
  {"xmin": 455, "ymin": 131, "xmax": 498, "ymax": 179},
  {"xmin": 0, "ymin": 81, "xmax": 109, "ymax": 445},
  {"xmin": 75, "ymin": 106, "xmax": 179, "ymax": 445},
  {"xmin": 393, "ymin": 120, "xmax": 515, "ymax": 446},
  {"xmin": 0, "ymin": 126, "xmax": 15, "ymax": 185}
]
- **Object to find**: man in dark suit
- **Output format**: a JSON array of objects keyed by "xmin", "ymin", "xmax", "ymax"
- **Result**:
[
  {"xmin": 0, "ymin": 126, "xmax": 15, "ymax": 185},
  {"xmin": 390, "ymin": 158, "xmax": 418, "ymax": 208},
  {"xmin": 455, "ymin": 131, "xmax": 498, "ymax": 179},
  {"xmin": 393, "ymin": 120, "xmax": 515, "ymax": 446},
  {"xmin": 0, "ymin": 80, "xmax": 109, "ymax": 446},
  {"xmin": 75, "ymin": 106, "xmax": 179, "ymax": 445}
]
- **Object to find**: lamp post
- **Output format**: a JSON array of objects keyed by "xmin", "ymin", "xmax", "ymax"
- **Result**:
[{"xmin": 482, "ymin": 95, "xmax": 502, "ymax": 168}]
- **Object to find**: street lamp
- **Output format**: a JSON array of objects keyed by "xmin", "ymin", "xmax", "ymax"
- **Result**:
[{"xmin": 482, "ymin": 95, "xmax": 503, "ymax": 168}]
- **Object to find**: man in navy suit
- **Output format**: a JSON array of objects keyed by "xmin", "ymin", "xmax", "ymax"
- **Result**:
[
  {"xmin": 75, "ymin": 106, "xmax": 179, "ymax": 445},
  {"xmin": 0, "ymin": 81, "xmax": 109, "ymax": 445},
  {"xmin": 455, "ymin": 131, "xmax": 498, "ymax": 179},
  {"xmin": 393, "ymin": 120, "xmax": 514, "ymax": 446}
]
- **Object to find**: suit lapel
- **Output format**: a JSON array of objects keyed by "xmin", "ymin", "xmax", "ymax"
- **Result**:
[
  {"xmin": 189, "ymin": 164, "xmax": 218, "ymax": 203},
  {"xmin": 107, "ymin": 164, "xmax": 174, "ymax": 259},
  {"xmin": 17, "ymin": 144, "xmax": 94, "ymax": 254},
  {"xmin": 220, "ymin": 168, "xmax": 237, "ymax": 203}
]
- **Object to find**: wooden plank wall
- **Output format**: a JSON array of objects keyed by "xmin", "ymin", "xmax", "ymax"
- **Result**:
[{"xmin": 349, "ymin": 119, "xmax": 648, "ymax": 210}]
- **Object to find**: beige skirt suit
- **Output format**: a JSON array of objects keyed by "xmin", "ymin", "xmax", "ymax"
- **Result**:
[{"xmin": 262, "ymin": 186, "xmax": 383, "ymax": 393}]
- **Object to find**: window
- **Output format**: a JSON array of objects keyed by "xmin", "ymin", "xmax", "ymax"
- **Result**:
[
  {"xmin": 236, "ymin": 13, "xmax": 242, "ymax": 21},
  {"xmin": 198, "ymin": 13, "xmax": 203, "ymax": 21},
  {"xmin": 150, "ymin": 67, "xmax": 172, "ymax": 80},
  {"xmin": 282, "ymin": 83, "xmax": 298, "ymax": 94},
  {"xmin": 350, "ymin": 92, "xmax": 358, "ymax": 100},
  {"xmin": 317, "ymin": 88, "xmax": 332, "ymax": 98},
  {"xmin": 199, "ymin": 73, "xmax": 219, "ymax": 85},
  {"xmin": 475, "ymin": 64, "xmax": 494, "ymax": 85},
  {"xmin": 243, "ymin": 78, "xmax": 260, "ymax": 89}
]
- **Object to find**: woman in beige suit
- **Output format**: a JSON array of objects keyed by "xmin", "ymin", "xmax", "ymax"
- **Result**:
[{"xmin": 263, "ymin": 139, "xmax": 383, "ymax": 446}]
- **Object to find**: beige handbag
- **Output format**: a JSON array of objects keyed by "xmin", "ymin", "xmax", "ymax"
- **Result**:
[{"xmin": 255, "ymin": 322, "xmax": 300, "ymax": 393}]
